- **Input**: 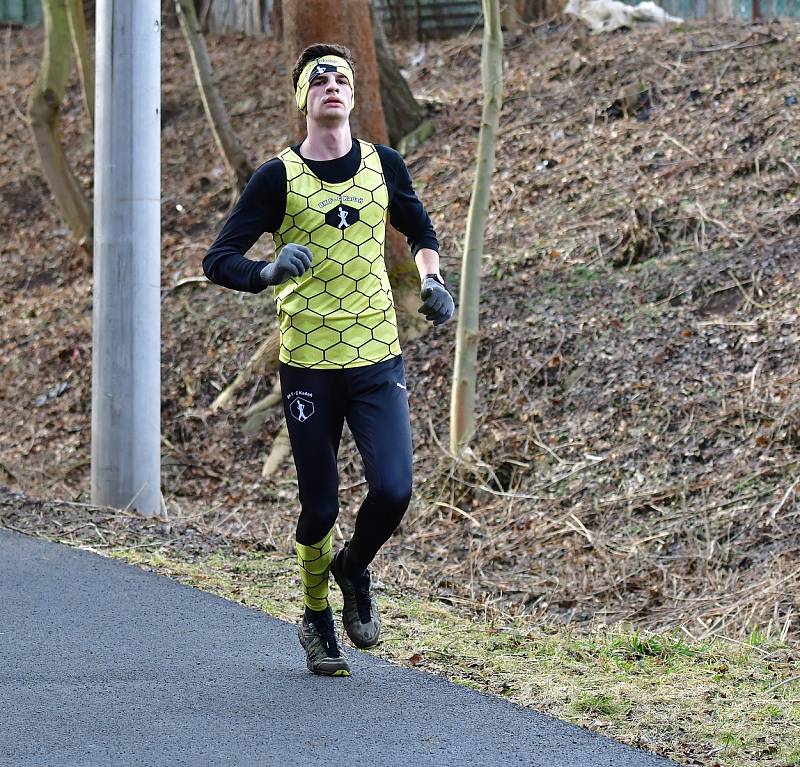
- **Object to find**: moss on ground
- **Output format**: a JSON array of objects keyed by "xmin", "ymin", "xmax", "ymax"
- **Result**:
[{"xmin": 107, "ymin": 545, "xmax": 800, "ymax": 767}]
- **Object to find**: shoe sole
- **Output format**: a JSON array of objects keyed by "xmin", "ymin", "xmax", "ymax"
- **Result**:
[
  {"xmin": 297, "ymin": 627, "xmax": 351, "ymax": 677},
  {"xmin": 341, "ymin": 613, "xmax": 381, "ymax": 650},
  {"xmin": 350, "ymin": 632, "xmax": 380, "ymax": 650}
]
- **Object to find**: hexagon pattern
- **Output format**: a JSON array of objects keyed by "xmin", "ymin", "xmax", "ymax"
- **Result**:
[{"xmin": 272, "ymin": 141, "xmax": 401, "ymax": 369}]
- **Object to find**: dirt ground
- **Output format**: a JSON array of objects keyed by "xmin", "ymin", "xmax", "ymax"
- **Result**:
[{"xmin": 1, "ymin": 17, "xmax": 798, "ymax": 641}]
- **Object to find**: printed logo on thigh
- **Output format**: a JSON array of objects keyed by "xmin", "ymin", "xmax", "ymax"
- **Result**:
[{"xmin": 289, "ymin": 396, "xmax": 315, "ymax": 422}]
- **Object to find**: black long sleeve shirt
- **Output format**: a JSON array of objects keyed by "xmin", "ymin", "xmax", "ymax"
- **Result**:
[{"xmin": 203, "ymin": 139, "xmax": 439, "ymax": 294}]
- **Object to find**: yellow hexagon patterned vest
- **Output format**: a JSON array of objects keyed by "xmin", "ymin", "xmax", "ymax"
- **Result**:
[{"xmin": 272, "ymin": 140, "xmax": 402, "ymax": 369}]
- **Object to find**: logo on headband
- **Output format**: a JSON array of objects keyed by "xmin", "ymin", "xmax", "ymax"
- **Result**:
[{"xmin": 310, "ymin": 63, "xmax": 339, "ymax": 83}]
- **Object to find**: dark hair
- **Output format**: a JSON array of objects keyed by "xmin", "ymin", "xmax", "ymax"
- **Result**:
[{"xmin": 291, "ymin": 43, "xmax": 356, "ymax": 90}]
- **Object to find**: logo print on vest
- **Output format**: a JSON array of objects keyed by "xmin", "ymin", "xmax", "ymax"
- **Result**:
[
  {"xmin": 290, "ymin": 397, "xmax": 314, "ymax": 422},
  {"xmin": 325, "ymin": 203, "xmax": 359, "ymax": 230}
]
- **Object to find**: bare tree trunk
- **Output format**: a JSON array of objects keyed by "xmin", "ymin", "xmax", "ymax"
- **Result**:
[
  {"xmin": 243, "ymin": 379, "xmax": 282, "ymax": 433},
  {"xmin": 283, "ymin": 0, "xmax": 426, "ymax": 342},
  {"xmin": 450, "ymin": 0, "xmax": 503, "ymax": 455},
  {"xmin": 211, "ymin": 332, "xmax": 280, "ymax": 411},
  {"xmin": 198, "ymin": 0, "xmax": 213, "ymax": 32},
  {"xmin": 66, "ymin": 0, "xmax": 94, "ymax": 126},
  {"xmin": 501, "ymin": 0, "xmax": 561, "ymax": 26},
  {"xmin": 175, "ymin": 0, "xmax": 253, "ymax": 193},
  {"xmin": 375, "ymin": 0, "xmax": 416, "ymax": 38},
  {"xmin": 270, "ymin": 0, "xmax": 283, "ymax": 39},
  {"xmin": 83, "ymin": 0, "xmax": 96, "ymax": 25},
  {"xmin": 207, "ymin": 0, "xmax": 266, "ymax": 35},
  {"xmin": 262, "ymin": 423, "xmax": 291, "ymax": 477},
  {"xmin": 706, "ymin": 0, "xmax": 735, "ymax": 17},
  {"xmin": 371, "ymin": 0, "xmax": 424, "ymax": 147},
  {"xmin": 283, "ymin": 0, "xmax": 387, "ymax": 144},
  {"xmin": 27, "ymin": 0, "xmax": 92, "ymax": 250}
]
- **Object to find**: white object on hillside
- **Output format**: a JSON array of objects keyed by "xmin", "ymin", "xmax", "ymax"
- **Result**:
[{"xmin": 564, "ymin": 0, "xmax": 684, "ymax": 32}]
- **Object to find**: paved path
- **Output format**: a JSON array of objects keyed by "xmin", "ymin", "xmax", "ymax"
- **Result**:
[{"xmin": 0, "ymin": 529, "xmax": 681, "ymax": 766}]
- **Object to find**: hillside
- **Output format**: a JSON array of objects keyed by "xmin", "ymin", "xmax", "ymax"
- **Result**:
[{"xmin": 1, "ymin": 17, "xmax": 798, "ymax": 644}]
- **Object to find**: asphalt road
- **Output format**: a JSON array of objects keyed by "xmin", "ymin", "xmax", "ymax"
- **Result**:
[{"xmin": 0, "ymin": 528, "xmax": 682, "ymax": 766}]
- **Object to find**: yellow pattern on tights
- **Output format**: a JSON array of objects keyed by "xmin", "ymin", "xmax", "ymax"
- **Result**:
[
  {"xmin": 295, "ymin": 529, "xmax": 333, "ymax": 611},
  {"xmin": 272, "ymin": 140, "xmax": 402, "ymax": 369}
]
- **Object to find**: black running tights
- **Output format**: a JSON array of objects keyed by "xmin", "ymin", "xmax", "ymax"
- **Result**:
[{"xmin": 278, "ymin": 354, "xmax": 413, "ymax": 573}]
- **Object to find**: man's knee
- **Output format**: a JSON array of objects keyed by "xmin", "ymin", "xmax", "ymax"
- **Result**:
[
  {"xmin": 372, "ymin": 476, "xmax": 412, "ymax": 513},
  {"xmin": 297, "ymin": 499, "xmax": 339, "ymax": 542}
]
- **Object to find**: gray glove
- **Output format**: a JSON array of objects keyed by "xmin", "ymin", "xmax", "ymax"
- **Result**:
[
  {"xmin": 418, "ymin": 274, "xmax": 454, "ymax": 326},
  {"xmin": 260, "ymin": 243, "xmax": 313, "ymax": 286}
]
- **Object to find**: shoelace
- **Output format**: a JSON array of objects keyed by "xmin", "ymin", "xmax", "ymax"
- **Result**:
[
  {"xmin": 312, "ymin": 620, "xmax": 340, "ymax": 658},
  {"xmin": 353, "ymin": 575, "xmax": 374, "ymax": 623},
  {"xmin": 336, "ymin": 551, "xmax": 374, "ymax": 623}
]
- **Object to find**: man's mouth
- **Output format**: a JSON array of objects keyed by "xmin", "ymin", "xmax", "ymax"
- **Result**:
[{"xmin": 324, "ymin": 98, "xmax": 342, "ymax": 105}]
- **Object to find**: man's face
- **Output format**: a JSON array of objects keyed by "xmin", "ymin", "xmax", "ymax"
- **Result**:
[{"xmin": 306, "ymin": 70, "xmax": 353, "ymax": 124}]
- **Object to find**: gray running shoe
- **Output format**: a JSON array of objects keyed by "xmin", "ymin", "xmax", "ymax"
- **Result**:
[
  {"xmin": 331, "ymin": 547, "xmax": 382, "ymax": 649},
  {"xmin": 297, "ymin": 616, "xmax": 351, "ymax": 677}
]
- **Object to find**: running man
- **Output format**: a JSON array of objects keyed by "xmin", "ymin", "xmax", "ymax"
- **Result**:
[{"xmin": 203, "ymin": 43, "xmax": 454, "ymax": 676}]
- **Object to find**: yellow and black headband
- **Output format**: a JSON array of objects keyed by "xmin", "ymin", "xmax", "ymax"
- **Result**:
[{"xmin": 295, "ymin": 55, "xmax": 355, "ymax": 113}]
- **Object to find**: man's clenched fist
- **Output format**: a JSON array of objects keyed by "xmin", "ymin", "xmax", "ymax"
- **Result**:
[
  {"xmin": 260, "ymin": 243, "xmax": 313, "ymax": 286},
  {"xmin": 418, "ymin": 274, "xmax": 454, "ymax": 326}
]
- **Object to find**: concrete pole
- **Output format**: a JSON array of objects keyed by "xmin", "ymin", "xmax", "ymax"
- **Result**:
[{"xmin": 92, "ymin": 1, "xmax": 161, "ymax": 516}]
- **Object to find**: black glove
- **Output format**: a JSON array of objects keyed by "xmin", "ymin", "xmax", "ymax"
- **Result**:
[
  {"xmin": 260, "ymin": 243, "xmax": 313, "ymax": 286},
  {"xmin": 418, "ymin": 273, "xmax": 454, "ymax": 326}
]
